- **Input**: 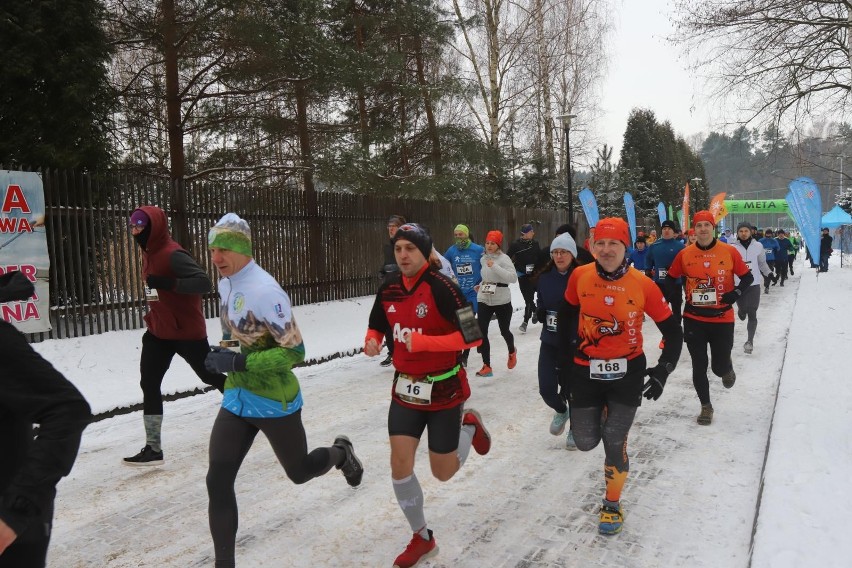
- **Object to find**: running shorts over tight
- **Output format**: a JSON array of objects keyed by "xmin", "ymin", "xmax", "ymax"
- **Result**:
[{"xmin": 388, "ymin": 398, "xmax": 464, "ymax": 454}]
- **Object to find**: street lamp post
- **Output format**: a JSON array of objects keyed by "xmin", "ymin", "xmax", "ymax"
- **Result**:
[{"xmin": 556, "ymin": 113, "xmax": 578, "ymax": 224}]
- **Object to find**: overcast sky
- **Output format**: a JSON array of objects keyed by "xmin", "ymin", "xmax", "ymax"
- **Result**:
[{"xmin": 596, "ymin": 0, "xmax": 719, "ymax": 162}]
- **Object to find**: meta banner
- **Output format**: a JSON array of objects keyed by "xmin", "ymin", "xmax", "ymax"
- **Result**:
[
  {"xmin": 0, "ymin": 170, "xmax": 51, "ymax": 333},
  {"xmin": 723, "ymin": 199, "xmax": 789, "ymax": 213}
]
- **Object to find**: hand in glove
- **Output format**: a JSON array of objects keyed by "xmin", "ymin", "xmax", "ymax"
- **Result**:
[
  {"xmin": 720, "ymin": 289, "xmax": 741, "ymax": 305},
  {"xmin": 0, "ymin": 271, "xmax": 35, "ymax": 303},
  {"xmin": 204, "ymin": 346, "xmax": 248, "ymax": 373},
  {"xmin": 642, "ymin": 363, "xmax": 670, "ymax": 401},
  {"xmin": 146, "ymin": 275, "xmax": 176, "ymax": 290}
]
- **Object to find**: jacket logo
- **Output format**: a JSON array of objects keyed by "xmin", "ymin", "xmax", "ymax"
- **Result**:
[
  {"xmin": 686, "ymin": 275, "xmax": 714, "ymax": 292},
  {"xmin": 415, "ymin": 302, "xmax": 428, "ymax": 318},
  {"xmin": 604, "ymin": 295, "xmax": 615, "ymax": 306},
  {"xmin": 703, "ymin": 261, "xmax": 711, "ymax": 268},
  {"xmin": 579, "ymin": 313, "xmax": 622, "ymax": 351},
  {"xmin": 388, "ymin": 305, "xmax": 396, "ymax": 313},
  {"xmin": 232, "ymin": 292, "xmax": 245, "ymax": 313}
]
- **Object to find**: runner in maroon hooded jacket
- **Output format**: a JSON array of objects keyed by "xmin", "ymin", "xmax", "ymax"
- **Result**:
[{"xmin": 123, "ymin": 205, "xmax": 225, "ymax": 466}]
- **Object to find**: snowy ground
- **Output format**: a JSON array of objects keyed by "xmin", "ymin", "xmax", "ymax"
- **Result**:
[{"xmin": 30, "ymin": 255, "xmax": 852, "ymax": 567}]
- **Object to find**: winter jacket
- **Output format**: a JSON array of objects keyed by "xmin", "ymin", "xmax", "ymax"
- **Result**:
[
  {"xmin": 775, "ymin": 237, "xmax": 793, "ymax": 260},
  {"xmin": 821, "ymin": 234, "xmax": 833, "ymax": 255},
  {"xmin": 628, "ymin": 247, "xmax": 649, "ymax": 270},
  {"xmin": 477, "ymin": 251, "xmax": 517, "ymax": 306},
  {"xmin": 217, "ymin": 260, "xmax": 306, "ymax": 417},
  {"xmin": 0, "ymin": 320, "xmax": 91, "ymax": 538},
  {"xmin": 732, "ymin": 237, "xmax": 771, "ymax": 287},
  {"xmin": 380, "ymin": 240, "xmax": 399, "ymax": 277},
  {"xmin": 134, "ymin": 205, "xmax": 211, "ymax": 341},
  {"xmin": 507, "ymin": 237, "xmax": 541, "ymax": 277},
  {"xmin": 759, "ymin": 236, "xmax": 780, "ymax": 262},
  {"xmin": 536, "ymin": 265, "xmax": 576, "ymax": 349},
  {"xmin": 646, "ymin": 237, "xmax": 685, "ymax": 283}
]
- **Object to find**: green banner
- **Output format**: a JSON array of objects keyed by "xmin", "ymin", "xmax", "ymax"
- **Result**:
[{"xmin": 723, "ymin": 199, "xmax": 789, "ymax": 213}]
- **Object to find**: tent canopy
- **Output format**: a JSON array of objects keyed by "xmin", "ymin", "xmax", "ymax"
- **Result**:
[{"xmin": 821, "ymin": 205, "xmax": 852, "ymax": 228}]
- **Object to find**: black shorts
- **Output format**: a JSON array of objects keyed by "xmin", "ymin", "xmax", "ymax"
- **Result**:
[
  {"xmin": 388, "ymin": 399, "xmax": 464, "ymax": 454},
  {"xmin": 568, "ymin": 353, "xmax": 647, "ymax": 408}
]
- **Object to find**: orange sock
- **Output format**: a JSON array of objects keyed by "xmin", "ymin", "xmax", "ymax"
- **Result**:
[{"xmin": 604, "ymin": 464, "xmax": 628, "ymax": 502}]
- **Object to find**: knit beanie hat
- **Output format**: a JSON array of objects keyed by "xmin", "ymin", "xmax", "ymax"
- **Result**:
[
  {"xmin": 208, "ymin": 213, "xmax": 253, "ymax": 256},
  {"xmin": 485, "ymin": 230, "xmax": 503, "ymax": 248},
  {"xmin": 736, "ymin": 221, "xmax": 752, "ymax": 231},
  {"xmin": 550, "ymin": 232, "xmax": 578, "ymax": 257},
  {"xmin": 693, "ymin": 210, "xmax": 716, "ymax": 227},
  {"xmin": 393, "ymin": 222, "xmax": 432, "ymax": 260},
  {"xmin": 454, "ymin": 223, "xmax": 470, "ymax": 237},
  {"xmin": 594, "ymin": 217, "xmax": 630, "ymax": 247},
  {"xmin": 661, "ymin": 220, "xmax": 677, "ymax": 231},
  {"xmin": 129, "ymin": 209, "xmax": 150, "ymax": 228},
  {"xmin": 521, "ymin": 223, "xmax": 534, "ymax": 234}
]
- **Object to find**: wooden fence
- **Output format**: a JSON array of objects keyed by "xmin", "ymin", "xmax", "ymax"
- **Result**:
[{"xmin": 20, "ymin": 169, "xmax": 577, "ymax": 341}]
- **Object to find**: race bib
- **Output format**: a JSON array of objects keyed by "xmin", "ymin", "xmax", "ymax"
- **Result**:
[
  {"xmin": 144, "ymin": 285, "xmax": 159, "ymax": 302},
  {"xmin": 525, "ymin": 263, "xmax": 535, "ymax": 274},
  {"xmin": 589, "ymin": 358, "xmax": 628, "ymax": 381},
  {"xmin": 456, "ymin": 263, "xmax": 473, "ymax": 276},
  {"xmin": 394, "ymin": 375, "xmax": 433, "ymax": 405},
  {"xmin": 546, "ymin": 310, "xmax": 557, "ymax": 332},
  {"xmin": 657, "ymin": 269, "xmax": 667, "ymax": 279},
  {"xmin": 691, "ymin": 289, "xmax": 717, "ymax": 306},
  {"xmin": 480, "ymin": 283, "xmax": 497, "ymax": 294}
]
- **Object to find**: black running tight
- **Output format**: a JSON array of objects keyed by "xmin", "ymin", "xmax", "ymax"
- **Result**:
[
  {"xmin": 207, "ymin": 408, "xmax": 342, "ymax": 567},
  {"xmin": 476, "ymin": 302, "xmax": 514, "ymax": 365},
  {"xmin": 571, "ymin": 402, "xmax": 637, "ymax": 471}
]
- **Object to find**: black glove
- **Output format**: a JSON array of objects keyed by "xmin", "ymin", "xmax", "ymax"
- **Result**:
[
  {"xmin": 146, "ymin": 275, "xmax": 176, "ymax": 290},
  {"xmin": 535, "ymin": 307, "xmax": 547, "ymax": 326},
  {"xmin": 204, "ymin": 346, "xmax": 248, "ymax": 373},
  {"xmin": 720, "ymin": 289, "xmax": 741, "ymax": 305},
  {"xmin": 642, "ymin": 363, "xmax": 670, "ymax": 401},
  {"xmin": 0, "ymin": 271, "xmax": 35, "ymax": 303}
]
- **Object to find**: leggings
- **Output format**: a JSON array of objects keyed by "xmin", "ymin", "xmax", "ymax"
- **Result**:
[
  {"xmin": 476, "ymin": 302, "xmax": 514, "ymax": 366},
  {"xmin": 537, "ymin": 343, "xmax": 568, "ymax": 413},
  {"xmin": 519, "ymin": 277, "xmax": 537, "ymax": 322},
  {"xmin": 207, "ymin": 408, "xmax": 341, "ymax": 567},
  {"xmin": 571, "ymin": 402, "xmax": 637, "ymax": 471},
  {"xmin": 683, "ymin": 318, "xmax": 735, "ymax": 405},
  {"xmin": 140, "ymin": 331, "xmax": 225, "ymax": 415}
]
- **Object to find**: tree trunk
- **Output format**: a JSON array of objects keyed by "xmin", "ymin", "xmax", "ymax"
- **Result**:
[
  {"xmin": 352, "ymin": 1, "xmax": 369, "ymax": 151},
  {"xmin": 294, "ymin": 79, "xmax": 325, "ymax": 285},
  {"xmin": 414, "ymin": 34, "xmax": 442, "ymax": 175},
  {"xmin": 535, "ymin": 0, "xmax": 555, "ymax": 172},
  {"xmin": 161, "ymin": 0, "xmax": 188, "ymax": 245}
]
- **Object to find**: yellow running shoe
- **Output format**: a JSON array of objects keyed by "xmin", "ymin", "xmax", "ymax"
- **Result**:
[{"xmin": 599, "ymin": 503, "xmax": 624, "ymax": 535}]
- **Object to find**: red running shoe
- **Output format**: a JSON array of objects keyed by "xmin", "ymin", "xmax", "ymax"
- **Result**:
[
  {"xmin": 507, "ymin": 350, "xmax": 517, "ymax": 369},
  {"xmin": 462, "ymin": 408, "xmax": 491, "ymax": 455},
  {"xmin": 659, "ymin": 338, "xmax": 665, "ymax": 350},
  {"xmin": 393, "ymin": 529, "xmax": 438, "ymax": 568}
]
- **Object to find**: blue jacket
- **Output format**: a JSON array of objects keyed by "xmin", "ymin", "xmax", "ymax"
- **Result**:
[
  {"xmin": 646, "ymin": 238, "xmax": 685, "ymax": 283},
  {"xmin": 628, "ymin": 247, "xmax": 649, "ymax": 270},
  {"xmin": 759, "ymin": 237, "xmax": 780, "ymax": 261},
  {"xmin": 444, "ymin": 241, "xmax": 484, "ymax": 309}
]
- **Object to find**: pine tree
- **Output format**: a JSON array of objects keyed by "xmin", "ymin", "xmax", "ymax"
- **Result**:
[{"xmin": 0, "ymin": 0, "xmax": 113, "ymax": 169}]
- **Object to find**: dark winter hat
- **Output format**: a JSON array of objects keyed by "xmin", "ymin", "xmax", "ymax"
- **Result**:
[
  {"xmin": 521, "ymin": 223, "xmax": 534, "ymax": 234},
  {"xmin": 736, "ymin": 221, "xmax": 752, "ymax": 231},
  {"xmin": 822, "ymin": 227, "xmax": 830, "ymax": 232},
  {"xmin": 635, "ymin": 236, "xmax": 647, "ymax": 244},
  {"xmin": 393, "ymin": 223, "xmax": 432, "ymax": 260},
  {"xmin": 129, "ymin": 209, "xmax": 150, "ymax": 228},
  {"xmin": 661, "ymin": 220, "xmax": 677, "ymax": 231}
]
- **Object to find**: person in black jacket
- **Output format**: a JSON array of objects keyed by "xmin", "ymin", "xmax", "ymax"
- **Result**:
[
  {"xmin": 0, "ymin": 271, "xmax": 92, "ymax": 568},
  {"xmin": 507, "ymin": 224, "xmax": 541, "ymax": 333},
  {"xmin": 819, "ymin": 227, "xmax": 833, "ymax": 272},
  {"xmin": 378, "ymin": 215, "xmax": 406, "ymax": 366}
]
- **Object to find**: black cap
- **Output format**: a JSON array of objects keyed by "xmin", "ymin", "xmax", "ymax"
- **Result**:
[{"xmin": 661, "ymin": 220, "xmax": 677, "ymax": 231}]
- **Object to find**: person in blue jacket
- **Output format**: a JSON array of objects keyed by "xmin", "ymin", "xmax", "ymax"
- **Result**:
[
  {"xmin": 627, "ymin": 237, "xmax": 649, "ymax": 272},
  {"xmin": 444, "ymin": 223, "xmax": 484, "ymax": 367},
  {"xmin": 646, "ymin": 220, "xmax": 685, "ymax": 329},
  {"xmin": 534, "ymin": 232, "xmax": 585, "ymax": 450},
  {"xmin": 759, "ymin": 229, "xmax": 781, "ymax": 292}
]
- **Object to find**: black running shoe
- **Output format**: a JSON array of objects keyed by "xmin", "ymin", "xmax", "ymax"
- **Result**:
[
  {"xmin": 123, "ymin": 445, "xmax": 164, "ymax": 466},
  {"xmin": 334, "ymin": 435, "xmax": 364, "ymax": 487},
  {"xmin": 380, "ymin": 354, "xmax": 393, "ymax": 367}
]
